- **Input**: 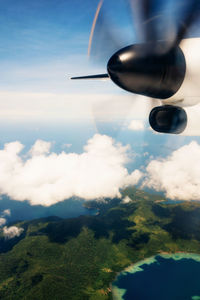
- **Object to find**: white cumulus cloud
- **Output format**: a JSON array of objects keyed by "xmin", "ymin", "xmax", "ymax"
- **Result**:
[
  {"xmin": 122, "ymin": 196, "xmax": 132, "ymax": 204},
  {"xmin": 2, "ymin": 209, "xmax": 11, "ymax": 217},
  {"xmin": 0, "ymin": 218, "xmax": 6, "ymax": 226},
  {"xmin": 29, "ymin": 140, "xmax": 51, "ymax": 156},
  {"xmin": 3, "ymin": 226, "xmax": 24, "ymax": 239},
  {"xmin": 143, "ymin": 141, "xmax": 200, "ymax": 201},
  {"xmin": 0, "ymin": 209, "xmax": 11, "ymax": 227},
  {"xmin": 128, "ymin": 120, "xmax": 145, "ymax": 131},
  {"xmin": 0, "ymin": 134, "xmax": 142, "ymax": 206}
]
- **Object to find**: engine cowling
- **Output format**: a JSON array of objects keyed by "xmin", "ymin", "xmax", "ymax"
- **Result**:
[{"xmin": 149, "ymin": 105, "xmax": 187, "ymax": 134}]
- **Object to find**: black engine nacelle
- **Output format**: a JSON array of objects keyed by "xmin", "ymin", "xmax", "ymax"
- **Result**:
[{"xmin": 149, "ymin": 105, "xmax": 187, "ymax": 134}]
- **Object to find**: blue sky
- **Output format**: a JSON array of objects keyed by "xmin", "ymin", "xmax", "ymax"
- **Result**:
[
  {"xmin": 0, "ymin": 0, "xmax": 92, "ymax": 60},
  {"xmin": 0, "ymin": 0, "xmax": 199, "ymax": 93},
  {"xmin": 0, "ymin": 0, "xmax": 97, "ymax": 93}
]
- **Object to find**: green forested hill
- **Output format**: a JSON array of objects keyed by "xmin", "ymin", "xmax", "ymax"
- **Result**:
[{"xmin": 1, "ymin": 188, "xmax": 200, "ymax": 300}]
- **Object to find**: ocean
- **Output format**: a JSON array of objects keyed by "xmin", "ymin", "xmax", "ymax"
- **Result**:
[
  {"xmin": 0, "ymin": 195, "xmax": 96, "ymax": 223},
  {"xmin": 112, "ymin": 253, "xmax": 200, "ymax": 300}
]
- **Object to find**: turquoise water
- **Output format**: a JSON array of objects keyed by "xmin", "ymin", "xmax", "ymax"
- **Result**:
[{"xmin": 112, "ymin": 253, "xmax": 200, "ymax": 300}]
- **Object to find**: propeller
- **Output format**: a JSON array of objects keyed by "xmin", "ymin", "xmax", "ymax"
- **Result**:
[
  {"xmin": 87, "ymin": 0, "xmax": 157, "ymax": 135},
  {"xmin": 88, "ymin": 0, "xmax": 131, "ymax": 65},
  {"xmin": 89, "ymin": 0, "xmax": 200, "ymax": 59},
  {"xmin": 86, "ymin": 0, "xmax": 200, "ymax": 136}
]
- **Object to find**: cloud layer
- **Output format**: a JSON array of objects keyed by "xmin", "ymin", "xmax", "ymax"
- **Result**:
[
  {"xmin": 1, "ymin": 134, "xmax": 199, "ymax": 205},
  {"xmin": 144, "ymin": 141, "xmax": 200, "ymax": 201},
  {"xmin": 0, "ymin": 135, "xmax": 142, "ymax": 206},
  {"xmin": 0, "ymin": 92, "xmax": 154, "ymax": 123}
]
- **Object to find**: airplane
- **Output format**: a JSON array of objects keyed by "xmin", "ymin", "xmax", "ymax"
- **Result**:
[{"xmin": 71, "ymin": 0, "xmax": 200, "ymax": 134}]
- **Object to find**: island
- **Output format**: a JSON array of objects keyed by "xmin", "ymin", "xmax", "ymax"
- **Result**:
[{"xmin": 0, "ymin": 187, "xmax": 200, "ymax": 299}]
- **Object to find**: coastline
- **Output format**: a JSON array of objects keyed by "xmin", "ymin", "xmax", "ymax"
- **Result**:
[{"xmin": 111, "ymin": 252, "xmax": 200, "ymax": 300}]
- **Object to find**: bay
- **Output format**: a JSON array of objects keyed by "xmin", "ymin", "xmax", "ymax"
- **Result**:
[{"xmin": 112, "ymin": 253, "xmax": 200, "ymax": 300}]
